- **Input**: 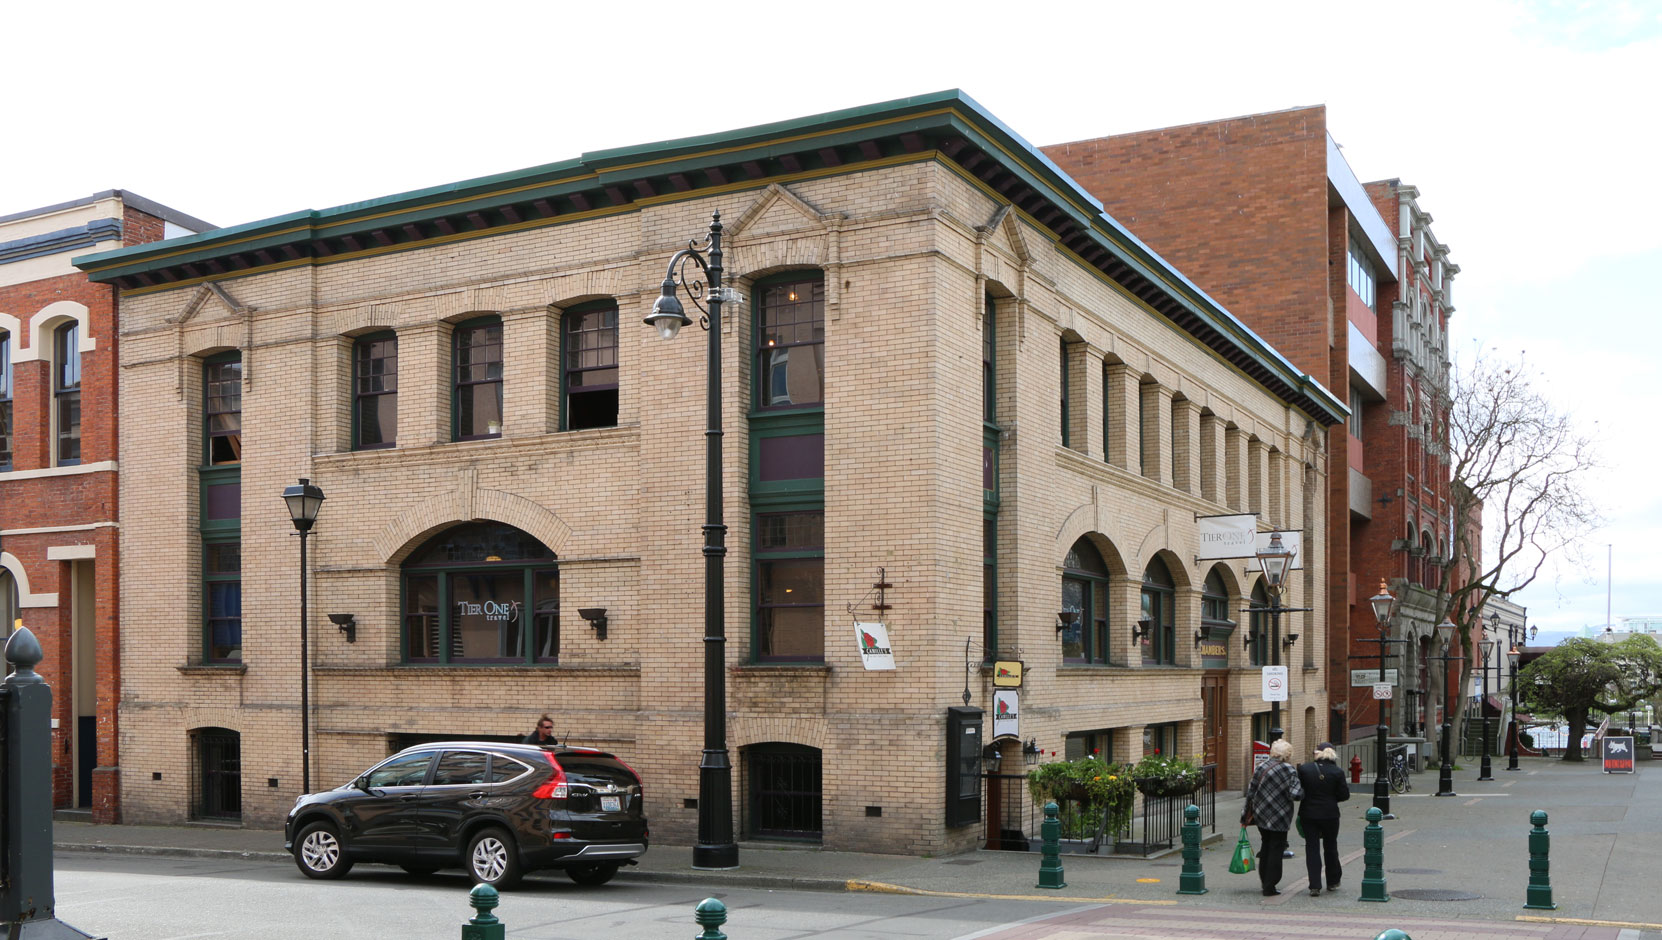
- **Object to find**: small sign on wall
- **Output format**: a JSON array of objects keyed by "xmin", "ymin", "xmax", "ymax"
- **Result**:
[
  {"xmin": 992, "ymin": 661, "xmax": 1023, "ymax": 687},
  {"xmin": 855, "ymin": 622, "xmax": 895, "ymax": 670},
  {"xmin": 1261, "ymin": 665, "xmax": 1288, "ymax": 702},
  {"xmin": 993, "ymin": 690, "xmax": 1020, "ymax": 740}
]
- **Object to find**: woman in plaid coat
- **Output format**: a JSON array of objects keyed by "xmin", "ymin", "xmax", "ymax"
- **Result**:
[{"xmin": 1242, "ymin": 738, "xmax": 1304, "ymax": 896}]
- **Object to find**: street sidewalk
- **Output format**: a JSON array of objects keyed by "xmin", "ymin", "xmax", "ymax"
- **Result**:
[{"xmin": 54, "ymin": 756, "xmax": 1662, "ymax": 935}]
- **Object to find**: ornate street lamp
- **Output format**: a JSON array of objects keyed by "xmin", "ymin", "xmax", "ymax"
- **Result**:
[
  {"xmin": 644, "ymin": 212, "xmax": 742, "ymax": 870},
  {"xmin": 1507, "ymin": 642, "xmax": 1522, "ymax": 770},
  {"xmin": 1367, "ymin": 581, "xmax": 1397, "ymax": 818},
  {"xmin": 1431, "ymin": 619, "xmax": 1461, "ymax": 797},
  {"xmin": 282, "ymin": 477, "xmax": 325, "ymax": 793},
  {"xmin": 1255, "ymin": 532, "xmax": 1293, "ymax": 742}
]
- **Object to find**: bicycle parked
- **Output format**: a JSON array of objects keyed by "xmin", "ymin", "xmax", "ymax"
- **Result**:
[{"xmin": 1387, "ymin": 745, "xmax": 1412, "ymax": 793}]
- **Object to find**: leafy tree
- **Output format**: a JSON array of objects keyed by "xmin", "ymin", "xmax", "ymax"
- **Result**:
[
  {"xmin": 1430, "ymin": 351, "xmax": 1601, "ymax": 742},
  {"xmin": 1515, "ymin": 635, "xmax": 1662, "ymax": 760}
]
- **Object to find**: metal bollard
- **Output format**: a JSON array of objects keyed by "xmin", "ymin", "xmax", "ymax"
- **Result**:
[
  {"xmin": 1524, "ymin": 810, "xmax": 1558, "ymax": 910},
  {"xmin": 1373, "ymin": 931, "xmax": 1413, "ymax": 940},
  {"xmin": 462, "ymin": 884, "xmax": 504, "ymax": 940},
  {"xmin": 695, "ymin": 897, "xmax": 728, "ymax": 940},
  {"xmin": 1036, "ymin": 801, "xmax": 1067, "ymax": 889},
  {"xmin": 1176, "ymin": 803, "xmax": 1207, "ymax": 895},
  {"xmin": 1359, "ymin": 807, "xmax": 1389, "ymax": 902}
]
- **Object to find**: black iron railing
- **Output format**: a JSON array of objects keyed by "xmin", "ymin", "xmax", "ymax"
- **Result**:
[{"xmin": 985, "ymin": 764, "xmax": 1216, "ymax": 856}]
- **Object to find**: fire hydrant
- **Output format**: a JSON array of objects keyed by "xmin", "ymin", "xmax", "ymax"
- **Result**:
[{"xmin": 1350, "ymin": 754, "xmax": 1364, "ymax": 783}]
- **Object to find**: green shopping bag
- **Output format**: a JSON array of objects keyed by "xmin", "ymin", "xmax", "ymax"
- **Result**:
[{"xmin": 1228, "ymin": 826, "xmax": 1255, "ymax": 874}]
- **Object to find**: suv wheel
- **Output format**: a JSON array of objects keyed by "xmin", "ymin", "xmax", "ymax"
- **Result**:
[
  {"xmin": 465, "ymin": 827, "xmax": 523, "ymax": 889},
  {"xmin": 566, "ymin": 862, "xmax": 619, "ymax": 886},
  {"xmin": 294, "ymin": 822, "xmax": 354, "ymax": 880}
]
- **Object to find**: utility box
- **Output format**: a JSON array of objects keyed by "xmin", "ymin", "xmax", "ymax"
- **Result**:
[{"xmin": 945, "ymin": 706, "xmax": 983, "ymax": 827}]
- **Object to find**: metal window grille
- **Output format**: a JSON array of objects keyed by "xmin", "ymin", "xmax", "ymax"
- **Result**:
[
  {"xmin": 747, "ymin": 745, "xmax": 821, "ymax": 840},
  {"xmin": 193, "ymin": 729, "xmax": 241, "ymax": 820}
]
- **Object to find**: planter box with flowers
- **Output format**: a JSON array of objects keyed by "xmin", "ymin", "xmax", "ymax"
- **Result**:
[
  {"xmin": 1130, "ymin": 751, "xmax": 1205, "ymax": 798},
  {"xmin": 1025, "ymin": 755, "xmax": 1137, "ymax": 840}
]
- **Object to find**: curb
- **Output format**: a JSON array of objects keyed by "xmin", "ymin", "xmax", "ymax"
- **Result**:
[{"xmin": 57, "ymin": 843, "xmax": 291, "ymax": 863}]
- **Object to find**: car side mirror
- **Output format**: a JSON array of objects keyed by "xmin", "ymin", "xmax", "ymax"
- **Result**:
[{"xmin": 355, "ymin": 775, "xmax": 373, "ymax": 792}]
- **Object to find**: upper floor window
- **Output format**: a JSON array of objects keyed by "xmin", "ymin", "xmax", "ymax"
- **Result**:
[
  {"xmin": 55, "ymin": 323, "xmax": 81, "ymax": 465},
  {"xmin": 454, "ymin": 319, "xmax": 503, "ymax": 440},
  {"xmin": 757, "ymin": 277, "xmax": 824, "ymax": 409},
  {"xmin": 205, "ymin": 356, "xmax": 242, "ymax": 465},
  {"xmin": 1349, "ymin": 386, "xmax": 1364, "ymax": 438},
  {"xmin": 0, "ymin": 331, "xmax": 11, "ymax": 471},
  {"xmin": 1347, "ymin": 240, "xmax": 1377, "ymax": 312},
  {"xmin": 1202, "ymin": 569, "xmax": 1233, "ymax": 630},
  {"xmin": 1059, "ymin": 339, "xmax": 1071, "ymax": 446},
  {"xmin": 354, "ymin": 333, "xmax": 397, "ymax": 449},
  {"xmin": 1140, "ymin": 558, "xmax": 1176, "ymax": 665},
  {"xmin": 1061, "ymin": 536, "xmax": 1110, "ymax": 664},
  {"xmin": 983, "ymin": 516, "xmax": 997, "ymax": 660},
  {"xmin": 755, "ymin": 511, "xmax": 824, "ymax": 662},
  {"xmin": 204, "ymin": 539, "xmax": 242, "ymax": 663},
  {"xmin": 402, "ymin": 521, "xmax": 558, "ymax": 664},
  {"xmin": 563, "ymin": 303, "xmax": 618, "ymax": 430}
]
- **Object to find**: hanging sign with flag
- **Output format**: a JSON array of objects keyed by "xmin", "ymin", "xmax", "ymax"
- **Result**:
[
  {"xmin": 993, "ymin": 690, "xmax": 1020, "ymax": 739},
  {"xmin": 855, "ymin": 622, "xmax": 896, "ymax": 670}
]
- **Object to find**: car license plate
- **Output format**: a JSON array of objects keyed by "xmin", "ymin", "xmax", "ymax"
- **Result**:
[{"xmin": 601, "ymin": 795, "xmax": 622, "ymax": 812}]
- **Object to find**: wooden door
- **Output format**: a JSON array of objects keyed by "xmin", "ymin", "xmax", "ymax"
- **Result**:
[{"xmin": 1201, "ymin": 674, "xmax": 1229, "ymax": 789}]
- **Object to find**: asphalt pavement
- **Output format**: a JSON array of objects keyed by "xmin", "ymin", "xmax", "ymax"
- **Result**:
[{"xmin": 52, "ymin": 755, "xmax": 1662, "ymax": 937}]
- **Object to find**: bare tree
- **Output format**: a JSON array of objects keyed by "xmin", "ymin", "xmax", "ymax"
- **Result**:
[{"xmin": 1432, "ymin": 351, "xmax": 1601, "ymax": 746}]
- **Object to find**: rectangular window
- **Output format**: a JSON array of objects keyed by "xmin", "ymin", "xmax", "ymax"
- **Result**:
[
  {"xmin": 532, "ymin": 569, "xmax": 559, "ymax": 662},
  {"xmin": 0, "ymin": 331, "xmax": 11, "ymax": 471},
  {"xmin": 1143, "ymin": 722, "xmax": 1178, "ymax": 758},
  {"xmin": 758, "ymin": 434, "xmax": 825, "ymax": 481},
  {"xmin": 983, "ymin": 294, "xmax": 996, "ymax": 425},
  {"xmin": 1065, "ymin": 729, "xmax": 1114, "ymax": 762},
  {"xmin": 1349, "ymin": 386, "xmax": 1364, "ymax": 438},
  {"xmin": 1059, "ymin": 340, "xmax": 1070, "ymax": 446},
  {"xmin": 454, "ymin": 320, "xmax": 503, "ymax": 440},
  {"xmin": 1101, "ymin": 362, "xmax": 1111, "ymax": 464},
  {"xmin": 755, "ymin": 511, "xmax": 824, "ymax": 662},
  {"xmin": 405, "ymin": 575, "xmax": 440, "ymax": 662},
  {"xmin": 757, "ymin": 278, "xmax": 824, "ymax": 408},
  {"xmin": 565, "ymin": 306, "xmax": 618, "ymax": 430},
  {"xmin": 1347, "ymin": 240, "xmax": 1377, "ymax": 312},
  {"xmin": 451, "ymin": 571, "xmax": 526, "ymax": 662},
  {"xmin": 983, "ymin": 516, "xmax": 997, "ymax": 660},
  {"xmin": 56, "ymin": 324, "xmax": 81, "ymax": 466},
  {"xmin": 354, "ymin": 334, "xmax": 398, "ymax": 449},
  {"xmin": 205, "ymin": 357, "xmax": 242, "ymax": 465},
  {"xmin": 204, "ymin": 540, "xmax": 241, "ymax": 663}
]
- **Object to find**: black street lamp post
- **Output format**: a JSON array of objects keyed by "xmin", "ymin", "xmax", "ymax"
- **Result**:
[
  {"xmin": 282, "ymin": 478, "xmax": 325, "ymax": 794},
  {"xmin": 1477, "ymin": 637, "xmax": 1495, "ymax": 781},
  {"xmin": 1364, "ymin": 581, "xmax": 1401, "ymax": 819},
  {"xmin": 1254, "ymin": 533, "xmax": 1296, "ymax": 742},
  {"xmin": 1430, "ymin": 620, "xmax": 1461, "ymax": 797},
  {"xmin": 645, "ymin": 212, "xmax": 740, "ymax": 870},
  {"xmin": 1507, "ymin": 642, "xmax": 1522, "ymax": 770}
]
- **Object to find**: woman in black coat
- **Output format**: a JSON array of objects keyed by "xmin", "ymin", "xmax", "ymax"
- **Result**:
[{"xmin": 1296, "ymin": 743, "xmax": 1351, "ymax": 895}]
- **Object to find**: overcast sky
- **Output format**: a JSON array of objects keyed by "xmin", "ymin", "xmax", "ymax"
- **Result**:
[{"xmin": 5, "ymin": 0, "xmax": 1654, "ymax": 636}]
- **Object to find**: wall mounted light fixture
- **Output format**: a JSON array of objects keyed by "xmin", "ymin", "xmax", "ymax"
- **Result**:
[
  {"xmin": 577, "ymin": 607, "xmax": 608, "ymax": 641},
  {"xmin": 1282, "ymin": 632, "xmax": 1300, "ymax": 648},
  {"xmin": 1132, "ymin": 617, "xmax": 1154, "ymax": 643},
  {"xmin": 327, "ymin": 613, "xmax": 356, "ymax": 643},
  {"xmin": 1055, "ymin": 609, "xmax": 1080, "ymax": 634},
  {"xmin": 1193, "ymin": 623, "xmax": 1213, "ymax": 648}
]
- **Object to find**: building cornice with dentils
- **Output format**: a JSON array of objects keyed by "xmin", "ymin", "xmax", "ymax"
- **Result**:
[{"xmin": 72, "ymin": 90, "xmax": 1346, "ymax": 428}]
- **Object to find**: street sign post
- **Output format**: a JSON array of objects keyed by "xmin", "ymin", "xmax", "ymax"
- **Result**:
[{"xmin": 1372, "ymin": 683, "xmax": 1393, "ymax": 700}]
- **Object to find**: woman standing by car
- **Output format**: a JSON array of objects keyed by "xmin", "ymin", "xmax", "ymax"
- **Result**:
[
  {"xmin": 1296, "ymin": 742, "xmax": 1350, "ymax": 895},
  {"xmin": 1242, "ymin": 738, "xmax": 1303, "ymax": 896}
]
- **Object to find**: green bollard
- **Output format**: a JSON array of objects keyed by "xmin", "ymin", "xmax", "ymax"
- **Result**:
[
  {"xmin": 461, "ymin": 884, "xmax": 504, "ymax": 940},
  {"xmin": 1373, "ymin": 931, "xmax": 1413, "ymax": 940},
  {"xmin": 1176, "ymin": 803, "xmax": 1207, "ymax": 895},
  {"xmin": 1359, "ymin": 807, "xmax": 1389, "ymax": 902},
  {"xmin": 694, "ymin": 898, "xmax": 727, "ymax": 940},
  {"xmin": 1524, "ymin": 809, "xmax": 1558, "ymax": 910},
  {"xmin": 1036, "ymin": 801, "xmax": 1067, "ymax": 889}
]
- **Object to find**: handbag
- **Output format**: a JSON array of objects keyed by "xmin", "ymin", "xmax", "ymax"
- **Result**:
[
  {"xmin": 1228, "ymin": 826, "xmax": 1256, "ymax": 874},
  {"xmin": 1295, "ymin": 815, "xmax": 1305, "ymax": 838}
]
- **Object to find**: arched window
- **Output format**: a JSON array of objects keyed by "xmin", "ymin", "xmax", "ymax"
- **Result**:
[
  {"xmin": 354, "ymin": 332, "xmax": 397, "ymax": 449},
  {"xmin": 756, "ymin": 276, "xmax": 824, "ymax": 408},
  {"xmin": 1061, "ymin": 537, "xmax": 1110, "ymax": 664},
  {"xmin": 0, "ymin": 329, "xmax": 11, "ymax": 470},
  {"xmin": 401, "ymin": 522, "xmax": 558, "ymax": 664},
  {"xmin": 454, "ymin": 318, "xmax": 503, "ymax": 440},
  {"xmin": 1248, "ymin": 582, "xmax": 1271, "ymax": 667},
  {"xmin": 0, "ymin": 568, "xmax": 17, "ymax": 639},
  {"xmin": 1202, "ymin": 569, "xmax": 1233, "ymax": 632},
  {"xmin": 563, "ymin": 302, "xmax": 618, "ymax": 430},
  {"xmin": 55, "ymin": 321, "xmax": 81, "ymax": 465},
  {"xmin": 1141, "ymin": 558, "xmax": 1176, "ymax": 665}
]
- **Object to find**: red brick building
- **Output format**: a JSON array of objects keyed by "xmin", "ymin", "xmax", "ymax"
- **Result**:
[
  {"xmin": 1044, "ymin": 107, "xmax": 1459, "ymax": 745},
  {"xmin": 0, "ymin": 191, "xmax": 211, "ymax": 820}
]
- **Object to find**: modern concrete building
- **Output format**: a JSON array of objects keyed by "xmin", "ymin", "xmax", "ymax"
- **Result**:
[
  {"xmin": 78, "ymin": 92, "xmax": 1341, "ymax": 853},
  {"xmin": 1044, "ymin": 108, "xmax": 1459, "ymax": 745},
  {"xmin": 0, "ymin": 190, "xmax": 211, "ymax": 821}
]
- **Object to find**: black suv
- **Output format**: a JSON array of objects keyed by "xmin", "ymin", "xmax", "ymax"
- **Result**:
[{"xmin": 284, "ymin": 741, "xmax": 648, "ymax": 888}]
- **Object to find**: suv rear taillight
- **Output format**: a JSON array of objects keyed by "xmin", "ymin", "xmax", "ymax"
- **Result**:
[
  {"xmin": 615, "ymin": 756, "xmax": 643, "ymax": 799},
  {"xmin": 532, "ymin": 752, "xmax": 568, "ymax": 799}
]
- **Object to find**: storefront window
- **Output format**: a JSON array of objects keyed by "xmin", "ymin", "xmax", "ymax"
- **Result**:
[{"xmin": 401, "ymin": 522, "xmax": 557, "ymax": 664}]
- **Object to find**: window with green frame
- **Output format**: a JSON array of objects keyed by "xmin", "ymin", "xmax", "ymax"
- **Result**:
[
  {"xmin": 982, "ymin": 516, "xmax": 997, "ymax": 660},
  {"xmin": 755, "ymin": 276, "xmax": 824, "ymax": 409},
  {"xmin": 205, "ymin": 353, "xmax": 242, "ymax": 465},
  {"xmin": 453, "ymin": 318, "xmax": 503, "ymax": 441},
  {"xmin": 754, "ymin": 511, "xmax": 824, "ymax": 662},
  {"xmin": 204, "ymin": 539, "xmax": 241, "ymax": 663},
  {"xmin": 401, "ymin": 522, "xmax": 558, "ymax": 664},
  {"xmin": 1143, "ymin": 722, "xmax": 1178, "ymax": 758},
  {"xmin": 1247, "ymin": 582, "xmax": 1271, "ymax": 666},
  {"xmin": 982, "ymin": 294, "xmax": 999, "ymax": 661},
  {"xmin": 1140, "ymin": 558, "xmax": 1176, "ymax": 665},
  {"xmin": 353, "ymin": 332, "xmax": 397, "ymax": 449},
  {"xmin": 200, "ymin": 352, "xmax": 242, "ymax": 663},
  {"xmin": 562, "ymin": 301, "xmax": 618, "ymax": 430},
  {"xmin": 1201, "ymin": 568, "xmax": 1234, "ymax": 634},
  {"xmin": 1065, "ymin": 728, "xmax": 1114, "ymax": 761},
  {"xmin": 1059, "ymin": 338, "xmax": 1070, "ymax": 446},
  {"xmin": 1061, "ymin": 537, "xmax": 1110, "ymax": 664}
]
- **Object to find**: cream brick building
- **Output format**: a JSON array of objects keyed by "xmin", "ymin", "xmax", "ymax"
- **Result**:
[{"xmin": 78, "ymin": 91, "xmax": 1343, "ymax": 855}]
